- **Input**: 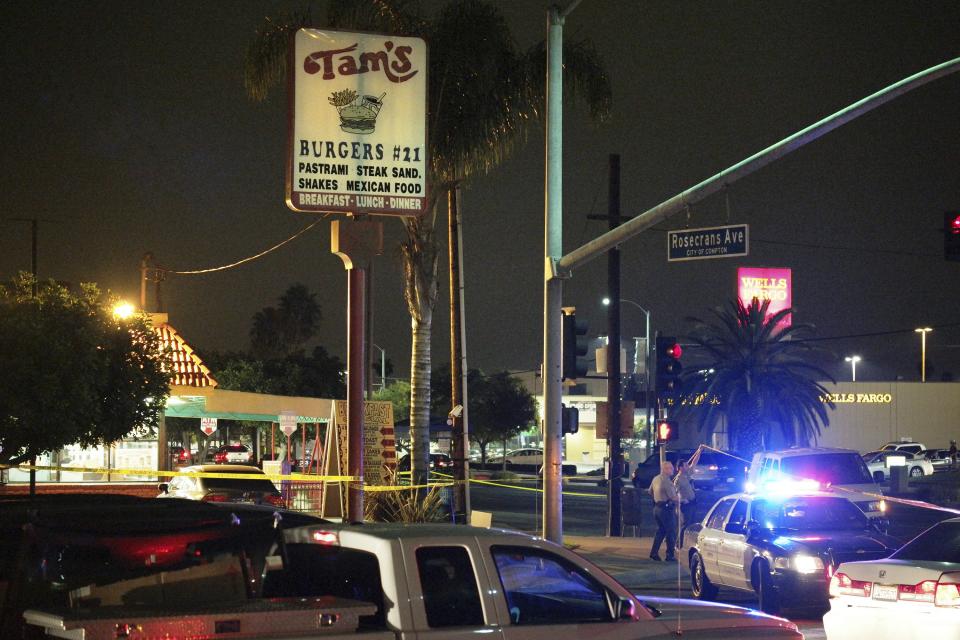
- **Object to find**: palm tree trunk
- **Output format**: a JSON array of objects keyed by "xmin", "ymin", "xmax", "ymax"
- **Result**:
[
  {"xmin": 409, "ymin": 313, "xmax": 432, "ymax": 486},
  {"xmin": 401, "ymin": 212, "xmax": 439, "ymax": 488}
]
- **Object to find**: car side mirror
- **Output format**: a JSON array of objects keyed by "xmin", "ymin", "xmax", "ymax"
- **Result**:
[
  {"xmin": 612, "ymin": 594, "xmax": 635, "ymax": 620},
  {"xmin": 873, "ymin": 517, "xmax": 891, "ymax": 534},
  {"xmin": 725, "ymin": 522, "xmax": 746, "ymax": 535},
  {"xmin": 158, "ymin": 482, "xmax": 169, "ymax": 494}
]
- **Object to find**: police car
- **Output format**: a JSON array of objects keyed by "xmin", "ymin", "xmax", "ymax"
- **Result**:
[{"xmin": 680, "ymin": 481, "xmax": 900, "ymax": 615}]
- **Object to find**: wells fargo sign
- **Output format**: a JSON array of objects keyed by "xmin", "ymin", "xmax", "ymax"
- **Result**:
[
  {"xmin": 737, "ymin": 267, "xmax": 792, "ymax": 328},
  {"xmin": 288, "ymin": 29, "xmax": 428, "ymax": 217},
  {"xmin": 820, "ymin": 393, "xmax": 894, "ymax": 404}
]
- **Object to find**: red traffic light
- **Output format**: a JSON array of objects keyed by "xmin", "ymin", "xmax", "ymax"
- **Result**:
[
  {"xmin": 657, "ymin": 421, "xmax": 672, "ymax": 441},
  {"xmin": 656, "ymin": 419, "xmax": 679, "ymax": 443},
  {"xmin": 951, "ymin": 213, "xmax": 960, "ymax": 235},
  {"xmin": 666, "ymin": 343, "xmax": 682, "ymax": 359}
]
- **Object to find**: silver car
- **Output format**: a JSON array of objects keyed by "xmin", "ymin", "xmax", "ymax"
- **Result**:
[{"xmin": 158, "ymin": 464, "xmax": 283, "ymax": 506}]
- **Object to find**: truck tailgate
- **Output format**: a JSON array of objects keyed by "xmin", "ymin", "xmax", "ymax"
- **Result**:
[{"xmin": 24, "ymin": 596, "xmax": 378, "ymax": 640}]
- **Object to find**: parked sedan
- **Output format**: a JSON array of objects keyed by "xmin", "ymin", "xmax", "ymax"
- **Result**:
[
  {"xmin": 681, "ymin": 490, "xmax": 899, "ymax": 615},
  {"xmin": 862, "ymin": 450, "xmax": 934, "ymax": 480},
  {"xmin": 212, "ymin": 443, "xmax": 253, "ymax": 464},
  {"xmin": 158, "ymin": 464, "xmax": 283, "ymax": 506},
  {"xmin": 923, "ymin": 448, "xmax": 954, "ymax": 471},
  {"xmin": 824, "ymin": 517, "xmax": 960, "ymax": 640},
  {"xmin": 488, "ymin": 447, "xmax": 544, "ymax": 467},
  {"xmin": 396, "ymin": 453, "xmax": 452, "ymax": 472}
]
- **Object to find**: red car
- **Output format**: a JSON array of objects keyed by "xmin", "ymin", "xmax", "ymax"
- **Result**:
[{"xmin": 170, "ymin": 446, "xmax": 192, "ymax": 466}]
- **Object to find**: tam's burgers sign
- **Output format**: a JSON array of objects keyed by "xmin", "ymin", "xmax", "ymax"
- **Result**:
[
  {"xmin": 287, "ymin": 29, "xmax": 428, "ymax": 217},
  {"xmin": 737, "ymin": 267, "xmax": 792, "ymax": 328}
]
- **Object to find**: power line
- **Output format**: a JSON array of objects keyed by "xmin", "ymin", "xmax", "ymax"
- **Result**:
[{"xmin": 161, "ymin": 218, "xmax": 326, "ymax": 275}]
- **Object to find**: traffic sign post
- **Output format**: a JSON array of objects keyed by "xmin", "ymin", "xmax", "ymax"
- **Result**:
[
  {"xmin": 279, "ymin": 412, "xmax": 298, "ymax": 437},
  {"xmin": 200, "ymin": 417, "xmax": 217, "ymax": 437}
]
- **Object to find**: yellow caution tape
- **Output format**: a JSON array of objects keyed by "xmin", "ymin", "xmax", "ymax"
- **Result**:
[{"xmin": 0, "ymin": 463, "xmax": 357, "ymax": 483}]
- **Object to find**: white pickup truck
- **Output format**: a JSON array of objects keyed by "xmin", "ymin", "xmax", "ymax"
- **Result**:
[{"xmin": 25, "ymin": 522, "xmax": 802, "ymax": 640}]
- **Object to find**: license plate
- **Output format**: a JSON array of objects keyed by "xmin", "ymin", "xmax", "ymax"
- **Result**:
[{"xmin": 872, "ymin": 584, "xmax": 897, "ymax": 601}]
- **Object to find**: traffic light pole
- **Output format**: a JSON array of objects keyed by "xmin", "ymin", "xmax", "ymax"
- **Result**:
[
  {"xmin": 606, "ymin": 154, "xmax": 623, "ymax": 537},
  {"xmin": 541, "ymin": 4, "xmax": 570, "ymax": 544}
]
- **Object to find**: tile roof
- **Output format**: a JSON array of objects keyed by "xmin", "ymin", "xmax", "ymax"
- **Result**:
[{"xmin": 153, "ymin": 323, "xmax": 218, "ymax": 388}]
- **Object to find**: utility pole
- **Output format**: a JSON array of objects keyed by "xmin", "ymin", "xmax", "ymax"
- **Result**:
[
  {"xmin": 605, "ymin": 154, "xmax": 623, "ymax": 537},
  {"xmin": 449, "ymin": 184, "xmax": 471, "ymax": 522}
]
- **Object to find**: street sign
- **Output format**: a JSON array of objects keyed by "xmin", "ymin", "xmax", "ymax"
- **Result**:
[
  {"xmin": 200, "ymin": 417, "xmax": 217, "ymax": 436},
  {"xmin": 667, "ymin": 224, "xmax": 749, "ymax": 262},
  {"xmin": 279, "ymin": 411, "xmax": 298, "ymax": 437},
  {"xmin": 287, "ymin": 29, "xmax": 428, "ymax": 218}
]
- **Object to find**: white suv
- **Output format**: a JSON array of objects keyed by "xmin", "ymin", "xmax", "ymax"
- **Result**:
[
  {"xmin": 879, "ymin": 441, "xmax": 927, "ymax": 456},
  {"xmin": 748, "ymin": 447, "xmax": 885, "ymax": 517}
]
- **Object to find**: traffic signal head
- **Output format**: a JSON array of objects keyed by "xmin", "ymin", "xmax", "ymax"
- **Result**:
[
  {"xmin": 655, "ymin": 336, "xmax": 683, "ymax": 400},
  {"xmin": 562, "ymin": 307, "xmax": 590, "ymax": 383},
  {"xmin": 656, "ymin": 419, "xmax": 678, "ymax": 444},
  {"xmin": 561, "ymin": 404, "xmax": 579, "ymax": 435},
  {"xmin": 946, "ymin": 212, "xmax": 960, "ymax": 262}
]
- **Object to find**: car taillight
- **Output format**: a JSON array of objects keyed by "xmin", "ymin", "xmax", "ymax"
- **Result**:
[
  {"xmin": 899, "ymin": 580, "xmax": 937, "ymax": 602},
  {"xmin": 264, "ymin": 494, "xmax": 284, "ymax": 507},
  {"xmin": 311, "ymin": 530, "xmax": 339, "ymax": 545},
  {"xmin": 936, "ymin": 573, "xmax": 960, "ymax": 607},
  {"xmin": 214, "ymin": 452, "xmax": 226, "ymax": 463},
  {"xmin": 830, "ymin": 572, "xmax": 872, "ymax": 597},
  {"xmin": 201, "ymin": 493, "xmax": 229, "ymax": 502}
]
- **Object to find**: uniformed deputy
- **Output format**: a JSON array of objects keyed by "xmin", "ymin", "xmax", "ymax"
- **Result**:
[
  {"xmin": 674, "ymin": 460, "xmax": 697, "ymax": 545},
  {"xmin": 648, "ymin": 461, "xmax": 679, "ymax": 561}
]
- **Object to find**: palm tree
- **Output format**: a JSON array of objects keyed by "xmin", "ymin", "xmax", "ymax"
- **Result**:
[
  {"xmin": 675, "ymin": 299, "xmax": 835, "ymax": 456},
  {"xmin": 243, "ymin": 0, "xmax": 611, "ymax": 484}
]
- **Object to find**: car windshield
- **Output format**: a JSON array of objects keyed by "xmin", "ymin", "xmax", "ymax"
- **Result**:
[
  {"xmin": 891, "ymin": 521, "xmax": 960, "ymax": 563},
  {"xmin": 780, "ymin": 453, "xmax": 873, "ymax": 485},
  {"xmin": 751, "ymin": 496, "xmax": 868, "ymax": 531}
]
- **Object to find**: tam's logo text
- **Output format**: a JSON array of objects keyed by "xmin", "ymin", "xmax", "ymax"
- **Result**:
[{"xmin": 304, "ymin": 41, "xmax": 418, "ymax": 83}]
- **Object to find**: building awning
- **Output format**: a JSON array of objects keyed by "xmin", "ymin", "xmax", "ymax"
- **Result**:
[{"xmin": 166, "ymin": 387, "xmax": 332, "ymax": 424}]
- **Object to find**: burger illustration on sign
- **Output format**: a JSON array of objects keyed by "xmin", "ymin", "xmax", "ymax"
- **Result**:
[{"xmin": 328, "ymin": 88, "xmax": 385, "ymax": 135}]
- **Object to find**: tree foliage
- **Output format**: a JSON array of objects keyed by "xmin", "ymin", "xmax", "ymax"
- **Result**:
[
  {"xmin": 0, "ymin": 273, "xmax": 171, "ymax": 466},
  {"xmin": 431, "ymin": 365, "xmax": 536, "ymax": 465},
  {"xmin": 675, "ymin": 299, "xmax": 836, "ymax": 456},
  {"xmin": 250, "ymin": 283, "xmax": 321, "ymax": 359}
]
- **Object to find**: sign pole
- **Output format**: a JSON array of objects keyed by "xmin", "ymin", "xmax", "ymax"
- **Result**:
[{"xmin": 332, "ymin": 219, "xmax": 383, "ymax": 523}]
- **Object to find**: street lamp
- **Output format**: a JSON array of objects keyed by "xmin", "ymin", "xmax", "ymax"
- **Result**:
[
  {"xmin": 371, "ymin": 343, "xmax": 387, "ymax": 391},
  {"xmin": 915, "ymin": 327, "xmax": 933, "ymax": 382},
  {"xmin": 844, "ymin": 355, "xmax": 861, "ymax": 382},
  {"xmin": 112, "ymin": 301, "xmax": 135, "ymax": 320},
  {"xmin": 602, "ymin": 297, "xmax": 652, "ymax": 447}
]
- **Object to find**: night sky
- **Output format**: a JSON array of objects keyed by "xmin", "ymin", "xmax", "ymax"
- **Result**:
[{"xmin": 2, "ymin": 1, "xmax": 958, "ymax": 383}]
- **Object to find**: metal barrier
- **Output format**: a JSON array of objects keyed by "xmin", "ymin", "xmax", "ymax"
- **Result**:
[{"xmin": 281, "ymin": 481, "xmax": 326, "ymax": 514}]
